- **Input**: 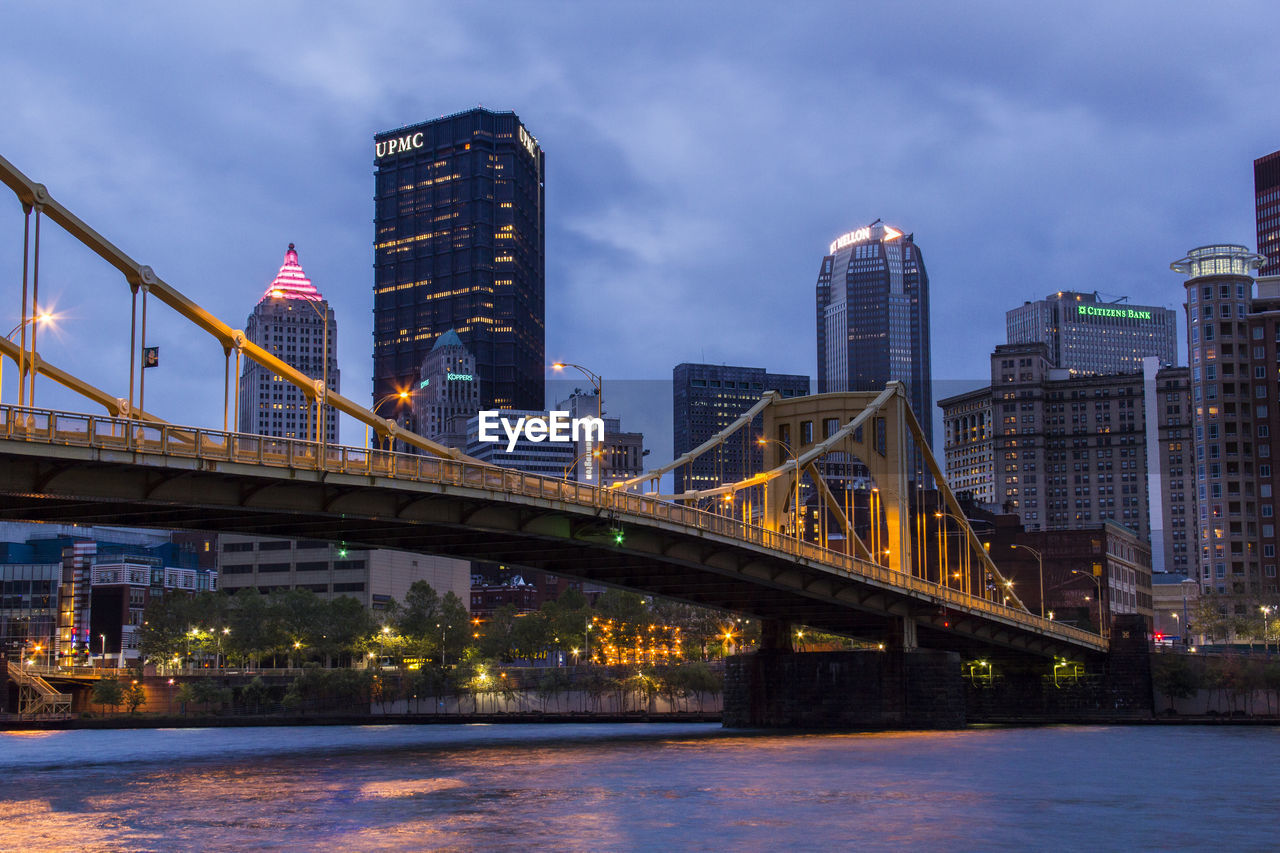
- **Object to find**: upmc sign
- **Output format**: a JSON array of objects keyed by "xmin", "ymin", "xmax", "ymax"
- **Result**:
[{"xmin": 375, "ymin": 132, "xmax": 424, "ymax": 159}]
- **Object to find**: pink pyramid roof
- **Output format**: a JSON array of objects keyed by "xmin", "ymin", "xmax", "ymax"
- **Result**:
[{"xmin": 260, "ymin": 243, "xmax": 323, "ymax": 302}]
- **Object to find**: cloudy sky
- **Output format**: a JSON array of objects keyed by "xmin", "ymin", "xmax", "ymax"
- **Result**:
[{"xmin": 2, "ymin": 3, "xmax": 1278, "ymax": 459}]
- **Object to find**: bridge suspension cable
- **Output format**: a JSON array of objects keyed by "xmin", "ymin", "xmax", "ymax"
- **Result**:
[{"xmin": 0, "ymin": 154, "xmax": 476, "ymax": 462}]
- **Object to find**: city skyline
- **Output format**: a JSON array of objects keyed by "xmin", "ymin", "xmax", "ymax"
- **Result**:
[{"xmin": 1, "ymin": 5, "xmax": 1278, "ymax": 448}]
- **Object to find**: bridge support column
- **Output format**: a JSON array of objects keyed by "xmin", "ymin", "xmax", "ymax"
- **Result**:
[
  {"xmin": 887, "ymin": 617, "xmax": 917, "ymax": 651},
  {"xmin": 758, "ymin": 619, "xmax": 793, "ymax": 653},
  {"xmin": 723, "ymin": 647, "xmax": 964, "ymax": 729}
]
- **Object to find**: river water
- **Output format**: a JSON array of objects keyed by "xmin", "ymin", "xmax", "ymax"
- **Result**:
[{"xmin": 0, "ymin": 723, "xmax": 1276, "ymax": 851}]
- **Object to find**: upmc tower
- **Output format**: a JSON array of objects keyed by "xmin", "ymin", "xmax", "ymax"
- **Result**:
[
  {"xmin": 373, "ymin": 108, "xmax": 546, "ymax": 420},
  {"xmin": 815, "ymin": 222, "xmax": 932, "ymax": 443}
]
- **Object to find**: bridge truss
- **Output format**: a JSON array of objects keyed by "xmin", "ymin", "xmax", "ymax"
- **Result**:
[{"xmin": 0, "ymin": 154, "xmax": 1104, "ymax": 658}]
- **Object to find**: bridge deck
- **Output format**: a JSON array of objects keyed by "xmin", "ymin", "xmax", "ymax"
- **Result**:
[{"xmin": 0, "ymin": 406, "xmax": 1106, "ymax": 657}]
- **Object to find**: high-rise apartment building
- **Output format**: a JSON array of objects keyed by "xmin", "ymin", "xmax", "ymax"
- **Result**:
[
  {"xmin": 938, "ymin": 345, "xmax": 1195, "ymax": 574},
  {"xmin": 373, "ymin": 108, "xmax": 545, "ymax": 430},
  {"xmin": 1006, "ymin": 291, "xmax": 1177, "ymax": 375},
  {"xmin": 1254, "ymin": 149, "xmax": 1280, "ymax": 276},
  {"xmin": 1171, "ymin": 244, "xmax": 1266, "ymax": 599},
  {"xmin": 816, "ymin": 222, "xmax": 931, "ymax": 442},
  {"xmin": 672, "ymin": 363, "xmax": 809, "ymax": 494},
  {"xmin": 239, "ymin": 244, "xmax": 338, "ymax": 442},
  {"xmin": 1244, "ymin": 278, "xmax": 1280, "ymax": 598}
]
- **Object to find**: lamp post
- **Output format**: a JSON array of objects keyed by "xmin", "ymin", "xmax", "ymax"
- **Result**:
[
  {"xmin": 1072, "ymin": 569, "xmax": 1106, "ymax": 637},
  {"xmin": 935, "ymin": 511, "xmax": 973, "ymax": 592},
  {"xmin": 270, "ymin": 287, "xmax": 329, "ymax": 453},
  {"xmin": 2, "ymin": 312, "xmax": 54, "ymax": 406},
  {"xmin": 563, "ymin": 447, "xmax": 603, "ymax": 481},
  {"xmin": 371, "ymin": 390, "xmax": 412, "ymax": 450},
  {"xmin": 99, "ymin": 633, "xmax": 107, "ymax": 668},
  {"xmin": 757, "ymin": 437, "xmax": 801, "ymax": 542},
  {"xmin": 217, "ymin": 627, "xmax": 230, "ymax": 671},
  {"xmin": 1180, "ymin": 578, "xmax": 1196, "ymax": 648},
  {"xmin": 552, "ymin": 362, "xmax": 604, "ymax": 484},
  {"xmin": 1262, "ymin": 605, "xmax": 1273, "ymax": 654},
  {"xmin": 1010, "ymin": 543, "xmax": 1046, "ymax": 618},
  {"xmin": 551, "ymin": 362, "xmax": 603, "ymax": 419}
]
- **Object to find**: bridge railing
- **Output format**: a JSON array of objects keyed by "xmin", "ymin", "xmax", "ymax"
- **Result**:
[{"xmin": 0, "ymin": 404, "xmax": 1102, "ymax": 649}]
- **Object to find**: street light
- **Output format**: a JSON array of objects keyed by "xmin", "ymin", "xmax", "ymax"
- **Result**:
[
  {"xmin": 371, "ymin": 389, "xmax": 413, "ymax": 450},
  {"xmin": 935, "ymin": 510, "xmax": 973, "ymax": 592},
  {"xmin": 1262, "ymin": 605, "xmax": 1273, "ymax": 654},
  {"xmin": 2, "ymin": 312, "xmax": 54, "ymax": 406},
  {"xmin": 217, "ymin": 627, "xmax": 230, "ymax": 671},
  {"xmin": 1072, "ymin": 569, "xmax": 1106, "ymax": 637},
  {"xmin": 551, "ymin": 362, "xmax": 603, "ymax": 420},
  {"xmin": 99, "ymin": 632, "xmax": 107, "ymax": 667},
  {"xmin": 564, "ymin": 447, "xmax": 603, "ymax": 480},
  {"xmin": 269, "ymin": 283, "xmax": 329, "ymax": 452},
  {"xmin": 758, "ymin": 437, "xmax": 802, "ymax": 542},
  {"xmin": 1010, "ymin": 544, "xmax": 1046, "ymax": 618},
  {"xmin": 552, "ymin": 362, "xmax": 605, "ymax": 484}
]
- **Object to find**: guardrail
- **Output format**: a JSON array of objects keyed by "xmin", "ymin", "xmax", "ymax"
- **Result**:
[{"xmin": 0, "ymin": 404, "xmax": 1104, "ymax": 650}]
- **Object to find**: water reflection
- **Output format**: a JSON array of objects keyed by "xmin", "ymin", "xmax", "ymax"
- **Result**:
[{"xmin": 1, "ymin": 724, "xmax": 1277, "ymax": 851}]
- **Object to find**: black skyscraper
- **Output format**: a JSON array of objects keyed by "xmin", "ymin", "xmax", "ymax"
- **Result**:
[
  {"xmin": 1255, "ymin": 148, "xmax": 1280, "ymax": 276},
  {"xmin": 373, "ymin": 108, "xmax": 545, "ymax": 424},
  {"xmin": 672, "ymin": 363, "xmax": 809, "ymax": 494},
  {"xmin": 816, "ymin": 222, "xmax": 932, "ymax": 443}
]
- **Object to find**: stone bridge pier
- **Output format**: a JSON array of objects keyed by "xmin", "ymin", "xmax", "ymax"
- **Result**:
[{"xmin": 722, "ymin": 615, "xmax": 1152, "ymax": 729}]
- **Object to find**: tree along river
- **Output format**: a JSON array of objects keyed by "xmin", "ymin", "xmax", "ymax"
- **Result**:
[{"xmin": 0, "ymin": 723, "xmax": 1276, "ymax": 851}]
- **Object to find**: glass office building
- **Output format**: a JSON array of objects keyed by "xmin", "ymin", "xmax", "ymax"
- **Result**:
[
  {"xmin": 373, "ymin": 108, "xmax": 545, "ymax": 426},
  {"xmin": 672, "ymin": 363, "xmax": 809, "ymax": 494},
  {"xmin": 815, "ymin": 222, "xmax": 932, "ymax": 443}
]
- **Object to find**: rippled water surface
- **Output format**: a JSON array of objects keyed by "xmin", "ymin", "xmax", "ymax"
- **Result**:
[{"xmin": 1, "ymin": 723, "xmax": 1277, "ymax": 851}]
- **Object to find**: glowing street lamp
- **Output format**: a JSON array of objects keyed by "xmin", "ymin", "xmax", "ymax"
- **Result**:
[
  {"xmin": 1072, "ymin": 569, "xmax": 1106, "ymax": 638},
  {"xmin": 551, "ymin": 362, "xmax": 603, "ymax": 419},
  {"xmin": 552, "ymin": 362, "xmax": 604, "ymax": 484},
  {"xmin": 1010, "ymin": 543, "xmax": 1046, "ymax": 618},
  {"xmin": 2, "ymin": 311, "xmax": 54, "ymax": 406},
  {"xmin": 564, "ymin": 447, "xmax": 603, "ymax": 480},
  {"xmin": 758, "ymin": 437, "xmax": 801, "ymax": 541},
  {"xmin": 371, "ymin": 389, "xmax": 413, "ymax": 450}
]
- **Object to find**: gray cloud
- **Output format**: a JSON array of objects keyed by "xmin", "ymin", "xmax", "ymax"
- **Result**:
[{"xmin": 1, "ymin": 1, "xmax": 1276, "ymax": 447}]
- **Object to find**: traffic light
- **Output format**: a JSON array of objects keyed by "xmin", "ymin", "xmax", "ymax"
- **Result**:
[{"xmin": 613, "ymin": 528, "xmax": 625, "ymax": 545}]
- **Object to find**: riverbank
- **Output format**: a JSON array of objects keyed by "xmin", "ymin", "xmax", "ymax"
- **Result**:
[
  {"xmin": 0, "ymin": 710, "xmax": 722, "ymax": 731},
  {"xmin": 10, "ymin": 709, "xmax": 1280, "ymax": 731}
]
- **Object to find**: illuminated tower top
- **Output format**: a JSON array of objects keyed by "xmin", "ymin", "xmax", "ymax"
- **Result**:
[{"xmin": 259, "ymin": 243, "xmax": 323, "ymax": 303}]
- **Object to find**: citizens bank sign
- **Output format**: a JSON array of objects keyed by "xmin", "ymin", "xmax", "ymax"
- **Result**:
[
  {"xmin": 375, "ymin": 132, "xmax": 424, "ymax": 159},
  {"xmin": 1077, "ymin": 305, "xmax": 1153, "ymax": 321},
  {"xmin": 478, "ymin": 411, "xmax": 604, "ymax": 453}
]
